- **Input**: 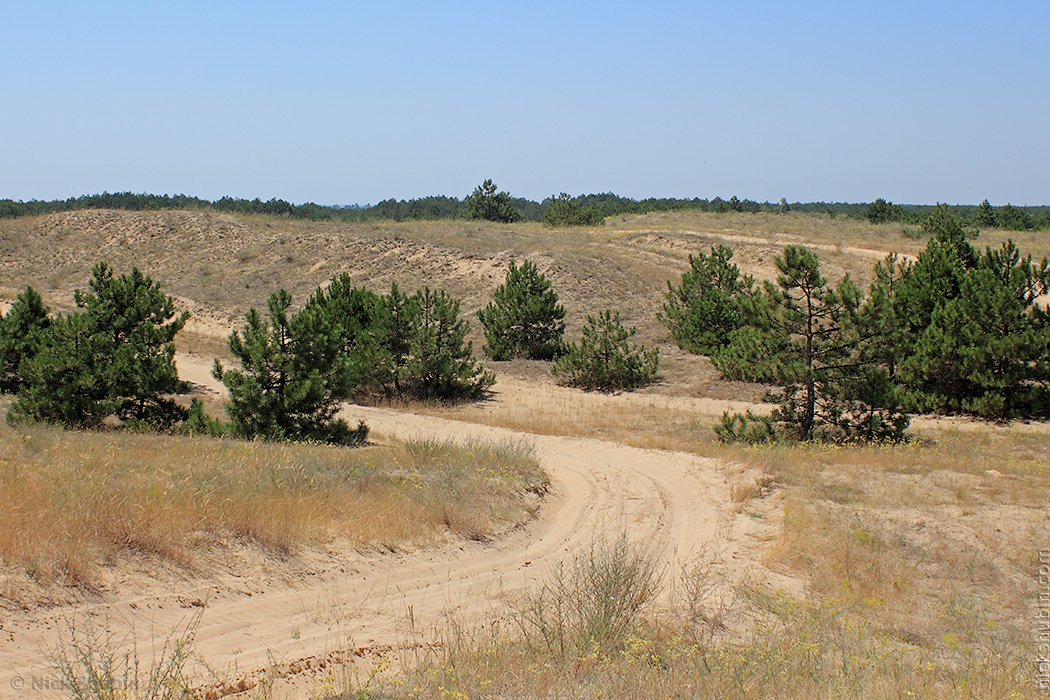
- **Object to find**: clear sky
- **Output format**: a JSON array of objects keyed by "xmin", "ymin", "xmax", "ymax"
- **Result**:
[{"xmin": 2, "ymin": 1, "xmax": 1047, "ymax": 206}]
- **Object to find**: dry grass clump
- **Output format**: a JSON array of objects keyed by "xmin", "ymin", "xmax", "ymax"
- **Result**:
[{"xmin": 0, "ymin": 416, "xmax": 545, "ymax": 590}]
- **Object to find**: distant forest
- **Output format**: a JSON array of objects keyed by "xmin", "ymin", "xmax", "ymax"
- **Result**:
[{"xmin": 1, "ymin": 191, "xmax": 1048, "ymax": 232}]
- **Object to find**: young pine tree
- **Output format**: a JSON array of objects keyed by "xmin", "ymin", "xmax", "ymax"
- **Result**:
[
  {"xmin": 478, "ymin": 260, "xmax": 566, "ymax": 361},
  {"xmin": 882, "ymin": 205, "xmax": 1050, "ymax": 418},
  {"xmin": 720, "ymin": 246, "xmax": 908, "ymax": 442},
  {"xmin": 659, "ymin": 245, "xmax": 752, "ymax": 356},
  {"xmin": 11, "ymin": 314, "xmax": 114, "ymax": 428},
  {"xmin": 214, "ymin": 289, "xmax": 365, "ymax": 443},
  {"xmin": 465, "ymin": 179, "xmax": 521, "ymax": 223},
  {"xmin": 552, "ymin": 310, "xmax": 659, "ymax": 392},
  {"xmin": 0, "ymin": 285, "xmax": 51, "ymax": 393},
  {"xmin": 401, "ymin": 287, "xmax": 494, "ymax": 401},
  {"xmin": 11, "ymin": 264, "xmax": 190, "ymax": 429},
  {"xmin": 295, "ymin": 274, "xmax": 388, "ymax": 398},
  {"xmin": 899, "ymin": 241, "xmax": 1050, "ymax": 417},
  {"xmin": 542, "ymin": 193, "xmax": 604, "ymax": 227}
]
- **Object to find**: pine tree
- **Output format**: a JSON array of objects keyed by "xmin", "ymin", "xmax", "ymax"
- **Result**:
[
  {"xmin": 11, "ymin": 265, "xmax": 190, "ymax": 429},
  {"xmin": 719, "ymin": 246, "xmax": 908, "ymax": 442},
  {"xmin": 296, "ymin": 274, "xmax": 387, "ymax": 398},
  {"xmin": 899, "ymin": 241, "xmax": 1049, "ymax": 416},
  {"xmin": 977, "ymin": 199, "xmax": 997, "ymax": 228},
  {"xmin": 400, "ymin": 287, "xmax": 494, "ymax": 401},
  {"xmin": 465, "ymin": 179, "xmax": 521, "ymax": 223},
  {"xmin": 75, "ymin": 264, "xmax": 191, "ymax": 425},
  {"xmin": 214, "ymin": 289, "xmax": 365, "ymax": 443},
  {"xmin": 552, "ymin": 310, "xmax": 659, "ymax": 391},
  {"xmin": 659, "ymin": 245, "xmax": 752, "ymax": 356},
  {"xmin": 542, "ymin": 193, "xmax": 604, "ymax": 227},
  {"xmin": 0, "ymin": 286, "xmax": 51, "ymax": 393},
  {"xmin": 10, "ymin": 314, "xmax": 113, "ymax": 427},
  {"xmin": 478, "ymin": 260, "xmax": 566, "ymax": 361},
  {"xmin": 875, "ymin": 205, "xmax": 1050, "ymax": 418},
  {"xmin": 374, "ymin": 282, "xmax": 416, "ymax": 396}
]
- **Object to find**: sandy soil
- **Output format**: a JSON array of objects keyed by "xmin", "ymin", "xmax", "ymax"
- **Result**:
[{"xmin": 0, "ymin": 356, "xmax": 782, "ymax": 700}]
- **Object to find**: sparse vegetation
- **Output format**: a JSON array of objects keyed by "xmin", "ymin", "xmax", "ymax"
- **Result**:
[
  {"xmin": 2, "ymin": 200, "xmax": 1048, "ymax": 699},
  {"xmin": 512, "ymin": 532, "xmax": 662, "ymax": 661},
  {"xmin": 354, "ymin": 492, "xmax": 1042, "ymax": 698},
  {"xmin": 49, "ymin": 611, "xmax": 201, "ymax": 700}
]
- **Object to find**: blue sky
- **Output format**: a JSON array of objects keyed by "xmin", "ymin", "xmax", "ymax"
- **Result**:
[{"xmin": 2, "ymin": 1, "xmax": 1047, "ymax": 205}]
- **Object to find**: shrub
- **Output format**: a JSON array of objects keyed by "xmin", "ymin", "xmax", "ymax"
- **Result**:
[
  {"xmin": 478, "ymin": 260, "xmax": 566, "ymax": 361},
  {"xmin": 514, "ymin": 533, "xmax": 661, "ymax": 660},
  {"xmin": 179, "ymin": 398, "xmax": 230, "ymax": 437},
  {"xmin": 552, "ymin": 310, "xmax": 658, "ymax": 391},
  {"xmin": 49, "ymin": 611, "xmax": 201, "ymax": 700}
]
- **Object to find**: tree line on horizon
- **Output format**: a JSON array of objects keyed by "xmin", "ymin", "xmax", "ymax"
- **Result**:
[{"xmin": 1, "ymin": 185, "xmax": 1047, "ymax": 232}]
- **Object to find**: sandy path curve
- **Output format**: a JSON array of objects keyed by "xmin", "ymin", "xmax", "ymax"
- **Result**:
[{"xmin": 0, "ymin": 359, "xmax": 737, "ymax": 698}]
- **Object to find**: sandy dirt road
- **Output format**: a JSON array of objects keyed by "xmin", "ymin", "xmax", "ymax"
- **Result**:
[{"xmin": 0, "ymin": 358, "xmax": 752, "ymax": 699}]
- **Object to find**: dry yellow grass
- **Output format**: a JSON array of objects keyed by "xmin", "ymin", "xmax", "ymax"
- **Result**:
[{"xmin": 0, "ymin": 404, "xmax": 545, "ymax": 591}]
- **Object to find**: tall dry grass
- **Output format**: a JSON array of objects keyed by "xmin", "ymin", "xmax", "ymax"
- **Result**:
[{"xmin": 0, "ymin": 415, "xmax": 545, "ymax": 590}]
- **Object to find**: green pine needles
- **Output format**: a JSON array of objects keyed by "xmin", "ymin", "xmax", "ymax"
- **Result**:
[
  {"xmin": 659, "ymin": 245, "xmax": 752, "ymax": 356},
  {"xmin": 543, "ymin": 193, "xmax": 605, "ymax": 227},
  {"xmin": 465, "ymin": 179, "xmax": 522, "ymax": 224},
  {"xmin": 478, "ymin": 260, "xmax": 566, "ymax": 361},
  {"xmin": 673, "ymin": 205, "xmax": 1050, "ymax": 443},
  {"xmin": 6, "ymin": 263, "xmax": 190, "ymax": 429},
  {"xmin": 553, "ymin": 310, "xmax": 659, "ymax": 392},
  {"xmin": 214, "ymin": 278, "xmax": 493, "ymax": 442}
]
